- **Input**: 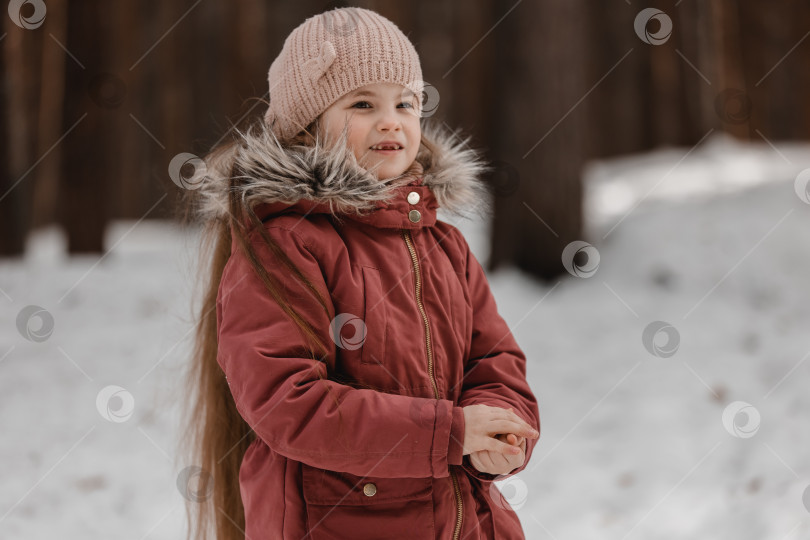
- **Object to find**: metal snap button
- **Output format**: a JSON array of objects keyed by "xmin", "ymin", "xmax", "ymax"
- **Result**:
[
  {"xmin": 407, "ymin": 191, "xmax": 420, "ymax": 205},
  {"xmin": 363, "ymin": 483, "xmax": 377, "ymax": 497},
  {"xmin": 408, "ymin": 209, "xmax": 421, "ymax": 223}
]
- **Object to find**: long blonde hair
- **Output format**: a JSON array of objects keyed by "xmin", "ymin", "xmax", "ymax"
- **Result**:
[{"xmin": 177, "ymin": 115, "xmax": 440, "ymax": 540}]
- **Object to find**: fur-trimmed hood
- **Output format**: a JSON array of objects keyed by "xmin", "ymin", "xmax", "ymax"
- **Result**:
[{"xmin": 194, "ymin": 118, "xmax": 493, "ymax": 228}]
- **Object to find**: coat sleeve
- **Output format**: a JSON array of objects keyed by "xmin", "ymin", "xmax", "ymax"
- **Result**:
[
  {"xmin": 453, "ymin": 229, "xmax": 541, "ymax": 482},
  {"xmin": 216, "ymin": 224, "xmax": 463, "ymax": 479}
]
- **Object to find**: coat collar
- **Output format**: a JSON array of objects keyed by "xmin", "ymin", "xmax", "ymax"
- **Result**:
[{"xmin": 196, "ymin": 118, "xmax": 493, "ymax": 230}]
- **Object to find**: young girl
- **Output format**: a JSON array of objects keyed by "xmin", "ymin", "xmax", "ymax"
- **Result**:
[{"xmin": 182, "ymin": 7, "xmax": 540, "ymax": 540}]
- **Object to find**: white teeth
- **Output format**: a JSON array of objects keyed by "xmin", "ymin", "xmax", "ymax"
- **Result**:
[{"xmin": 372, "ymin": 145, "xmax": 401, "ymax": 150}]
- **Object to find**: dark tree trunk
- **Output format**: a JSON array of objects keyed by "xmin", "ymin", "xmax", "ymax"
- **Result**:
[
  {"xmin": 60, "ymin": 0, "xmax": 114, "ymax": 253},
  {"xmin": 489, "ymin": 0, "xmax": 588, "ymax": 280},
  {"xmin": 1, "ymin": 7, "xmax": 43, "ymax": 256}
]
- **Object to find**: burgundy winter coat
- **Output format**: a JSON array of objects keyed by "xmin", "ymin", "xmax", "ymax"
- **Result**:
[{"xmin": 207, "ymin": 120, "xmax": 541, "ymax": 539}]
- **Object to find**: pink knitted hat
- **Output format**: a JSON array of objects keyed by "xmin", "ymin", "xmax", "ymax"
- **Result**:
[{"xmin": 264, "ymin": 7, "xmax": 424, "ymax": 142}]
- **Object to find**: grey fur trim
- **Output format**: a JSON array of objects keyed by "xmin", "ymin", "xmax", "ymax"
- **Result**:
[{"xmin": 194, "ymin": 117, "xmax": 493, "ymax": 225}]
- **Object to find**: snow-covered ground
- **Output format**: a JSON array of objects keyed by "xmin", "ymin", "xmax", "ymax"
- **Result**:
[{"xmin": 1, "ymin": 131, "xmax": 809, "ymax": 539}]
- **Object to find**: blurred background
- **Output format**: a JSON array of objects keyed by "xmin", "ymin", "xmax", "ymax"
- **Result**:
[{"xmin": 2, "ymin": 1, "xmax": 810, "ymax": 538}]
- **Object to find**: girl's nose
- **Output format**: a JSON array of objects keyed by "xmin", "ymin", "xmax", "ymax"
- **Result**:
[{"xmin": 376, "ymin": 109, "xmax": 401, "ymax": 131}]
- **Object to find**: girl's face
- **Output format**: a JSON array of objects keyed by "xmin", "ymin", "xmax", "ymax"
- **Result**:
[{"xmin": 319, "ymin": 82, "xmax": 421, "ymax": 180}]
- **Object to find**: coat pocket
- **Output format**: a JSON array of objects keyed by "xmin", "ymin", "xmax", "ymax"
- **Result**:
[
  {"xmin": 302, "ymin": 465, "xmax": 435, "ymax": 539},
  {"xmin": 360, "ymin": 266, "xmax": 388, "ymax": 366}
]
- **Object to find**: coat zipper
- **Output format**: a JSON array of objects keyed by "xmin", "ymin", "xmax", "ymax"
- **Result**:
[{"xmin": 400, "ymin": 228, "xmax": 463, "ymax": 540}]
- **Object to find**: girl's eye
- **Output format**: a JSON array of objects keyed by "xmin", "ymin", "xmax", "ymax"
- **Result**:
[{"xmin": 350, "ymin": 101, "xmax": 414, "ymax": 109}]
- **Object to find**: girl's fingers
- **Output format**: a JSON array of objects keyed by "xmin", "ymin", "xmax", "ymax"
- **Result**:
[
  {"xmin": 495, "ymin": 419, "xmax": 538, "ymax": 439},
  {"xmin": 485, "ymin": 433, "xmax": 523, "ymax": 454},
  {"xmin": 473, "ymin": 444, "xmax": 523, "ymax": 475},
  {"xmin": 505, "ymin": 407, "xmax": 534, "ymax": 431},
  {"xmin": 481, "ymin": 451, "xmax": 495, "ymax": 470},
  {"xmin": 495, "ymin": 408, "xmax": 537, "ymax": 436},
  {"xmin": 498, "ymin": 407, "xmax": 529, "ymax": 425},
  {"xmin": 498, "ymin": 432, "xmax": 523, "ymax": 446},
  {"xmin": 485, "ymin": 450, "xmax": 507, "ymax": 471},
  {"xmin": 485, "ymin": 437, "xmax": 503, "ymax": 454},
  {"xmin": 494, "ymin": 438, "xmax": 521, "ymax": 455},
  {"xmin": 489, "ymin": 450, "xmax": 507, "ymax": 468},
  {"xmin": 487, "ymin": 446, "xmax": 518, "ymax": 474}
]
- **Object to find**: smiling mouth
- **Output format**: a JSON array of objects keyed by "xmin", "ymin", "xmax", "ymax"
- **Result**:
[
  {"xmin": 370, "ymin": 146, "xmax": 404, "ymax": 155},
  {"xmin": 370, "ymin": 142, "xmax": 404, "ymax": 150}
]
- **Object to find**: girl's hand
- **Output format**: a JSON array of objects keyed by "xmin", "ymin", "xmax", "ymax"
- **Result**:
[
  {"xmin": 461, "ymin": 404, "xmax": 538, "ymax": 457},
  {"xmin": 468, "ymin": 432, "xmax": 527, "ymax": 476}
]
